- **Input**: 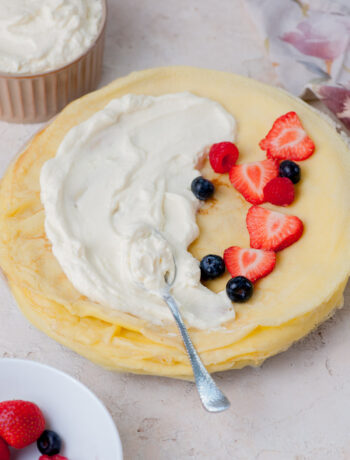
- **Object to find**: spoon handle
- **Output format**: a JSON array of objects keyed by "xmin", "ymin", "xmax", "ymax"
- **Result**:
[{"xmin": 162, "ymin": 292, "xmax": 230, "ymax": 413}]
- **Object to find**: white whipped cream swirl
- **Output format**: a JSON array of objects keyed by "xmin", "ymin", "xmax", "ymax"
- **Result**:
[
  {"xmin": 40, "ymin": 92, "xmax": 236, "ymax": 329},
  {"xmin": 0, "ymin": 0, "xmax": 102, "ymax": 74}
]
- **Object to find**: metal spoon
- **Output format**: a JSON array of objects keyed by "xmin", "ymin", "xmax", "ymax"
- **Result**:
[{"xmin": 161, "ymin": 270, "xmax": 230, "ymax": 413}]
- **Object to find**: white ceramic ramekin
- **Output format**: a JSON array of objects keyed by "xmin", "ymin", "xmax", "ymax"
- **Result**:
[{"xmin": 0, "ymin": 0, "xmax": 107, "ymax": 124}]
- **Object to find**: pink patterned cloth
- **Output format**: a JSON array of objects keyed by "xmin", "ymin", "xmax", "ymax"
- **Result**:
[{"xmin": 245, "ymin": 0, "xmax": 350, "ymax": 130}]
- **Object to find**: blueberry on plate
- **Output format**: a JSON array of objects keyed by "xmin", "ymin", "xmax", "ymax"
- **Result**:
[
  {"xmin": 279, "ymin": 160, "xmax": 301, "ymax": 184},
  {"xmin": 191, "ymin": 176, "xmax": 214, "ymax": 201},
  {"xmin": 226, "ymin": 276, "xmax": 253, "ymax": 303},
  {"xmin": 37, "ymin": 429, "xmax": 62, "ymax": 455},
  {"xmin": 200, "ymin": 254, "xmax": 225, "ymax": 280}
]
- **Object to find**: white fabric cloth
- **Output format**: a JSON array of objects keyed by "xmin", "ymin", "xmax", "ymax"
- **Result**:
[{"xmin": 245, "ymin": 0, "xmax": 350, "ymax": 129}]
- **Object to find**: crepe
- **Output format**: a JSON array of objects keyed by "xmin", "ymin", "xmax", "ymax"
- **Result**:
[{"xmin": 1, "ymin": 67, "xmax": 350, "ymax": 379}]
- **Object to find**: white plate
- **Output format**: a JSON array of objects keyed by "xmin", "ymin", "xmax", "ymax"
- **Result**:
[{"xmin": 0, "ymin": 359, "xmax": 123, "ymax": 460}]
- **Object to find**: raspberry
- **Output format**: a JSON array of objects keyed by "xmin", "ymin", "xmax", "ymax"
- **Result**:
[
  {"xmin": 209, "ymin": 142, "xmax": 239, "ymax": 173},
  {"xmin": 263, "ymin": 177, "xmax": 294, "ymax": 206}
]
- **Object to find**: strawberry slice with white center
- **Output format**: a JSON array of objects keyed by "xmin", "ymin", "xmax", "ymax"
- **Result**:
[
  {"xmin": 223, "ymin": 246, "xmax": 276, "ymax": 283},
  {"xmin": 229, "ymin": 159, "xmax": 278, "ymax": 205},
  {"xmin": 246, "ymin": 206, "xmax": 304, "ymax": 251},
  {"xmin": 259, "ymin": 111, "xmax": 315, "ymax": 161}
]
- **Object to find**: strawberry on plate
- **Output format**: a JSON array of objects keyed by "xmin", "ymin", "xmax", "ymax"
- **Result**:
[
  {"xmin": 259, "ymin": 111, "xmax": 315, "ymax": 161},
  {"xmin": 223, "ymin": 246, "xmax": 276, "ymax": 283},
  {"xmin": 229, "ymin": 159, "xmax": 278, "ymax": 205},
  {"xmin": 246, "ymin": 206, "xmax": 304, "ymax": 251},
  {"xmin": 0, "ymin": 400, "xmax": 45, "ymax": 449},
  {"xmin": 0, "ymin": 437, "xmax": 10, "ymax": 460},
  {"xmin": 40, "ymin": 456, "xmax": 68, "ymax": 460}
]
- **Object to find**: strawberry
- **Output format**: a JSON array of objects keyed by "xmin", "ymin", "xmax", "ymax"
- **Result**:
[
  {"xmin": 229, "ymin": 159, "xmax": 279, "ymax": 205},
  {"xmin": 209, "ymin": 142, "xmax": 239, "ymax": 173},
  {"xmin": 246, "ymin": 206, "xmax": 304, "ymax": 251},
  {"xmin": 223, "ymin": 246, "xmax": 276, "ymax": 283},
  {"xmin": 263, "ymin": 177, "xmax": 295, "ymax": 206},
  {"xmin": 39, "ymin": 456, "xmax": 68, "ymax": 460},
  {"xmin": 0, "ymin": 400, "xmax": 45, "ymax": 449},
  {"xmin": 259, "ymin": 111, "xmax": 315, "ymax": 161},
  {"xmin": 0, "ymin": 437, "xmax": 10, "ymax": 460}
]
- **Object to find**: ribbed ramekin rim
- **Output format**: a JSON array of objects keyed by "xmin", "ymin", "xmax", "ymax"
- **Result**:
[{"xmin": 0, "ymin": 0, "xmax": 107, "ymax": 79}]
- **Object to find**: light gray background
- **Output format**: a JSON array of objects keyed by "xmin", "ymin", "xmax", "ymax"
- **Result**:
[{"xmin": 0, "ymin": 1, "xmax": 349, "ymax": 459}]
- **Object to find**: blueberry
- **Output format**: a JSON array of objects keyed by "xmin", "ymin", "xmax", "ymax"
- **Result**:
[
  {"xmin": 191, "ymin": 176, "xmax": 214, "ymax": 201},
  {"xmin": 37, "ymin": 430, "xmax": 62, "ymax": 455},
  {"xmin": 200, "ymin": 254, "xmax": 225, "ymax": 280},
  {"xmin": 226, "ymin": 276, "xmax": 253, "ymax": 303},
  {"xmin": 279, "ymin": 160, "xmax": 301, "ymax": 184}
]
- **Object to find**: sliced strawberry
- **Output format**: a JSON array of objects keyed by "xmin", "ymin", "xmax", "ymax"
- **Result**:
[
  {"xmin": 259, "ymin": 111, "xmax": 315, "ymax": 161},
  {"xmin": 209, "ymin": 142, "xmax": 239, "ymax": 173},
  {"xmin": 224, "ymin": 246, "xmax": 276, "ymax": 283},
  {"xmin": 246, "ymin": 206, "xmax": 304, "ymax": 251},
  {"xmin": 229, "ymin": 159, "xmax": 278, "ymax": 205}
]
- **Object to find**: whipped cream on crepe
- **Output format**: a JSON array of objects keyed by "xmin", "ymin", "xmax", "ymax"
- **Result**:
[
  {"xmin": 40, "ymin": 92, "xmax": 236, "ymax": 329},
  {"xmin": 0, "ymin": 0, "xmax": 102, "ymax": 74}
]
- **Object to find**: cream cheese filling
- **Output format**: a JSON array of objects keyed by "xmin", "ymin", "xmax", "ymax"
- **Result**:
[
  {"xmin": 40, "ymin": 92, "xmax": 237, "ymax": 329},
  {"xmin": 0, "ymin": 0, "xmax": 102, "ymax": 74}
]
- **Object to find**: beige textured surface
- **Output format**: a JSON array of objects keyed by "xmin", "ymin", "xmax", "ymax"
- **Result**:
[{"xmin": 1, "ymin": 1, "xmax": 350, "ymax": 459}]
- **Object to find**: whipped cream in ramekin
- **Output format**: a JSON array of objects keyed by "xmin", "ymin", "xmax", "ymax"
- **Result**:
[
  {"xmin": 40, "ymin": 93, "xmax": 236, "ymax": 329},
  {"xmin": 0, "ymin": 0, "xmax": 103, "ymax": 74}
]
